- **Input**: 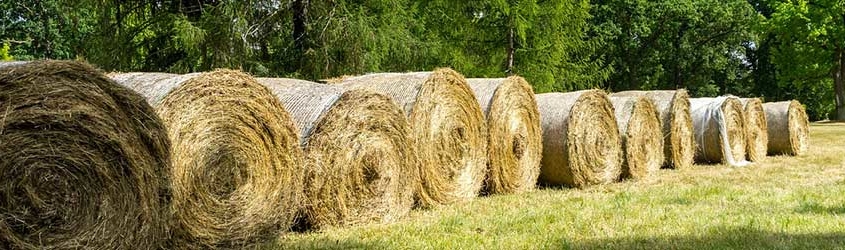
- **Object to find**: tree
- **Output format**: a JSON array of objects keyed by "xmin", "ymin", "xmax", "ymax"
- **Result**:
[{"xmin": 767, "ymin": 0, "xmax": 845, "ymax": 120}]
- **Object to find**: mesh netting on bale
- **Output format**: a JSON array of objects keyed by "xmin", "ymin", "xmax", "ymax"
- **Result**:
[
  {"xmin": 257, "ymin": 78, "xmax": 416, "ymax": 229},
  {"xmin": 111, "ymin": 71, "xmax": 304, "ymax": 248},
  {"xmin": 609, "ymin": 96, "xmax": 664, "ymax": 180},
  {"xmin": 611, "ymin": 90, "xmax": 694, "ymax": 169},
  {"xmin": 0, "ymin": 61, "xmax": 171, "ymax": 249},
  {"xmin": 536, "ymin": 90, "xmax": 622, "ymax": 188},
  {"xmin": 467, "ymin": 77, "xmax": 542, "ymax": 195},
  {"xmin": 763, "ymin": 100, "xmax": 809, "ymax": 156},
  {"xmin": 338, "ymin": 69, "xmax": 487, "ymax": 207},
  {"xmin": 689, "ymin": 97, "xmax": 749, "ymax": 166},
  {"xmin": 740, "ymin": 98, "xmax": 768, "ymax": 162}
]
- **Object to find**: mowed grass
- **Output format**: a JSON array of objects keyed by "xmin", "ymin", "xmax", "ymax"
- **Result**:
[{"xmin": 271, "ymin": 123, "xmax": 845, "ymax": 249}]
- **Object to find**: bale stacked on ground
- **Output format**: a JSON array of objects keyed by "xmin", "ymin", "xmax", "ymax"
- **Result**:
[
  {"xmin": 0, "ymin": 61, "xmax": 171, "ymax": 249},
  {"xmin": 611, "ymin": 90, "xmax": 694, "ymax": 169},
  {"xmin": 536, "ymin": 90, "xmax": 622, "ymax": 188},
  {"xmin": 689, "ymin": 96, "xmax": 749, "ymax": 166},
  {"xmin": 763, "ymin": 100, "xmax": 810, "ymax": 156},
  {"xmin": 740, "ymin": 98, "xmax": 768, "ymax": 161},
  {"xmin": 609, "ymin": 96, "xmax": 665, "ymax": 180},
  {"xmin": 111, "ymin": 71, "xmax": 304, "ymax": 248},
  {"xmin": 257, "ymin": 78, "xmax": 416, "ymax": 229},
  {"xmin": 338, "ymin": 69, "xmax": 487, "ymax": 207},
  {"xmin": 467, "ymin": 77, "xmax": 542, "ymax": 195}
]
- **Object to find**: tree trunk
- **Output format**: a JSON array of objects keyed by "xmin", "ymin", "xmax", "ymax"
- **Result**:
[
  {"xmin": 292, "ymin": 0, "xmax": 309, "ymax": 66},
  {"xmin": 506, "ymin": 26, "xmax": 515, "ymax": 75},
  {"xmin": 834, "ymin": 47, "xmax": 845, "ymax": 120}
]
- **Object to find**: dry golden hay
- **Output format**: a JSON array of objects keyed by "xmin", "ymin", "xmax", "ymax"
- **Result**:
[
  {"xmin": 611, "ymin": 90, "xmax": 694, "ymax": 169},
  {"xmin": 763, "ymin": 100, "xmax": 809, "ymax": 156},
  {"xmin": 257, "ymin": 78, "xmax": 416, "ymax": 229},
  {"xmin": 609, "ymin": 96, "xmax": 665, "ymax": 180},
  {"xmin": 740, "ymin": 98, "xmax": 768, "ymax": 161},
  {"xmin": 338, "ymin": 69, "xmax": 487, "ymax": 207},
  {"xmin": 689, "ymin": 96, "xmax": 749, "ymax": 166},
  {"xmin": 466, "ymin": 77, "xmax": 542, "ymax": 195},
  {"xmin": 535, "ymin": 90, "xmax": 622, "ymax": 188},
  {"xmin": 111, "ymin": 71, "xmax": 305, "ymax": 248},
  {"xmin": 0, "ymin": 61, "xmax": 171, "ymax": 249}
]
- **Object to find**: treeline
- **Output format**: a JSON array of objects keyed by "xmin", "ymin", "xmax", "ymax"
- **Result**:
[{"xmin": 1, "ymin": 0, "xmax": 843, "ymax": 120}]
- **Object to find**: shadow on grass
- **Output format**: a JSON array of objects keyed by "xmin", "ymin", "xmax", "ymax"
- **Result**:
[
  {"xmin": 795, "ymin": 202, "xmax": 845, "ymax": 215},
  {"xmin": 560, "ymin": 227, "xmax": 845, "ymax": 250},
  {"xmin": 266, "ymin": 236, "xmax": 384, "ymax": 250}
]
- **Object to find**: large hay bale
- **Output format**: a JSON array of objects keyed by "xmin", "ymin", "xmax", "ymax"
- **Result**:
[
  {"xmin": 111, "ymin": 71, "xmax": 304, "ymax": 248},
  {"xmin": 609, "ymin": 96, "xmax": 664, "ymax": 180},
  {"xmin": 535, "ymin": 90, "xmax": 622, "ymax": 188},
  {"xmin": 257, "ymin": 78, "xmax": 416, "ymax": 229},
  {"xmin": 740, "ymin": 98, "xmax": 768, "ymax": 161},
  {"xmin": 467, "ymin": 77, "xmax": 542, "ymax": 195},
  {"xmin": 689, "ymin": 97, "xmax": 749, "ymax": 166},
  {"xmin": 338, "ymin": 69, "xmax": 487, "ymax": 207},
  {"xmin": 611, "ymin": 90, "xmax": 695, "ymax": 169},
  {"xmin": 763, "ymin": 100, "xmax": 809, "ymax": 156},
  {"xmin": 0, "ymin": 61, "xmax": 171, "ymax": 249}
]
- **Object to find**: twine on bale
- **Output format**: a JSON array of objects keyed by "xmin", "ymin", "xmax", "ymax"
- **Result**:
[
  {"xmin": 338, "ymin": 69, "xmax": 487, "ymax": 207},
  {"xmin": 467, "ymin": 77, "xmax": 542, "ymax": 195},
  {"xmin": 111, "ymin": 71, "xmax": 304, "ymax": 248},
  {"xmin": 258, "ymin": 78, "xmax": 416, "ymax": 229},
  {"xmin": 763, "ymin": 100, "xmax": 809, "ymax": 156},
  {"xmin": 609, "ymin": 96, "xmax": 664, "ymax": 180},
  {"xmin": 536, "ymin": 90, "xmax": 622, "ymax": 188},
  {"xmin": 0, "ymin": 61, "xmax": 171, "ymax": 249},
  {"xmin": 689, "ymin": 97, "xmax": 749, "ymax": 166},
  {"xmin": 611, "ymin": 90, "xmax": 695, "ymax": 169},
  {"xmin": 740, "ymin": 98, "xmax": 768, "ymax": 161}
]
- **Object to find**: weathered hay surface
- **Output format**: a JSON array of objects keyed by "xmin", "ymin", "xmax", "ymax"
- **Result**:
[
  {"xmin": 536, "ymin": 90, "xmax": 622, "ymax": 188},
  {"xmin": 257, "ymin": 78, "xmax": 416, "ymax": 229},
  {"xmin": 763, "ymin": 100, "xmax": 809, "ymax": 156},
  {"xmin": 611, "ymin": 90, "xmax": 694, "ymax": 169},
  {"xmin": 689, "ymin": 97, "xmax": 748, "ymax": 166},
  {"xmin": 0, "ymin": 61, "xmax": 171, "ymax": 249},
  {"xmin": 339, "ymin": 69, "xmax": 487, "ymax": 207},
  {"xmin": 467, "ymin": 77, "xmax": 542, "ymax": 195},
  {"xmin": 740, "ymin": 98, "xmax": 768, "ymax": 161},
  {"xmin": 111, "ymin": 71, "xmax": 304, "ymax": 248},
  {"xmin": 609, "ymin": 96, "xmax": 664, "ymax": 180}
]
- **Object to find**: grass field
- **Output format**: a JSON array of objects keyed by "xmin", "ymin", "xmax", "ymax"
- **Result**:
[{"xmin": 271, "ymin": 123, "xmax": 845, "ymax": 249}]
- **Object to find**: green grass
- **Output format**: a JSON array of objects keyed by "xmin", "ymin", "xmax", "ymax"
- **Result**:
[{"xmin": 271, "ymin": 124, "xmax": 845, "ymax": 249}]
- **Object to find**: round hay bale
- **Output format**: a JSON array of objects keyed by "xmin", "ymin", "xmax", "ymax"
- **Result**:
[
  {"xmin": 257, "ymin": 78, "xmax": 416, "ymax": 229},
  {"xmin": 611, "ymin": 90, "xmax": 695, "ymax": 169},
  {"xmin": 740, "ymin": 98, "xmax": 768, "ymax": 161},
  {"xmin": 609, "ymin": 96, "xmax": 664, "ymax": 180},
  {"xmin": 338, "ymin": 69, "xmax": 487, "ymax": 207},
  {"xmin": 467, "ymin": 77, "xmax": 542, "ymax": 195},
  {"xmin": 111, "ymin": 71, "xmax": 304, "ymax": 247},
  {"xmin": 689, "ymin": 97, "xmax": 749, "ymax": 166},
  {"xmin": 0, "ymin": 61, "xmax": 171, "ymax": 249},
  {"xmin": 535, "ymin": 90, "xmax": 622, "ymax": 188},
  {"xmin": 763, "ymin": 100, "xmax": 809, "ymax": 156}
]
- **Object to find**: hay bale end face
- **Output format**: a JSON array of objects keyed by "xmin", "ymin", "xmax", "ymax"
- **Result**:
[
  {"xmin": 112, "ymin": 71, "xmax": 305, "ymax": 247},
  {"xmin": 339, "ymin": 69, "xmax": 487, "ymax": 207},
  {"xmin": 689, "ymin": 97, "xmax": 748, "ymax": 166},
  {"xmin": 611, "ymin": 90, "xmax": 694, "ymax": 169},
  {"xmin": 763, "ymin": 100, "xmax": 809, "ymax": 156},
  {"xmin": 467, "ymin": 77, "xmax": 542, "ymax": 195},
  {"xmin": 740, "ymin": 98, "xmax": 768, "ymax": 161},
  {"xmin": 258, "ymin": 78, "xmax": 416, "ymax": 229},
  {"xmin": 0, "ymin": 61, "xmax": 171, "ymax": 249},
  {"xmin": 609, "ymin": 96, "xmax": 664, "ymax": 180},
  {"xmin": 536, "ymin": 90, "xmax": 622, "ymax": 188}
]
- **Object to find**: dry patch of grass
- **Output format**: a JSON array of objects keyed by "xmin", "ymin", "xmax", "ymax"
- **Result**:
[{"xmin": 271, "ymin": 124, "xmax": 845, "ymax": 250}]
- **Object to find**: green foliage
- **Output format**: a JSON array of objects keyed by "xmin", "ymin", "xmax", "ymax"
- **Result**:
[{"xmin": 0, "ymin": 43, "xmax": 13, "ymax": 61}]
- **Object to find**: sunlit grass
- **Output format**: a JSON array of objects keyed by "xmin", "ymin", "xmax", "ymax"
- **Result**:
[{"xmin": 271, "ymin": 124, "xmax": 845, "ymax": 249}]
